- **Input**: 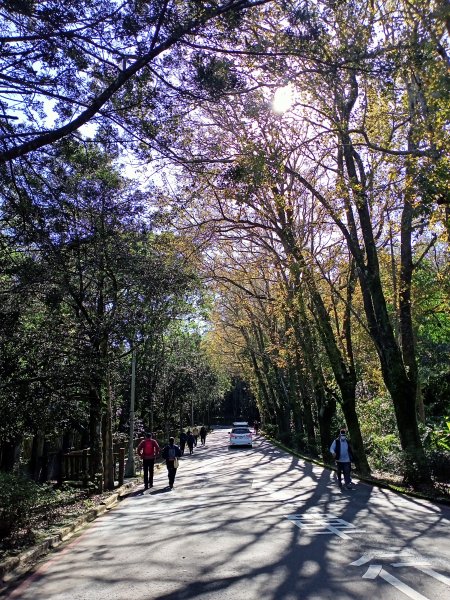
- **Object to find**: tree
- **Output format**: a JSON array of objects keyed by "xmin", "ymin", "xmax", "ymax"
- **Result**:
[{"xmin": 0, "ymin": 0, "xmax": 272, "ymax": 163}]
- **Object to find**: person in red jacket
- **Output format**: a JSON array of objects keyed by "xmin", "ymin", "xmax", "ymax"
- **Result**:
[{"xmin": 137, "ymin": 432, "xmax": 160, "ymax": 490}]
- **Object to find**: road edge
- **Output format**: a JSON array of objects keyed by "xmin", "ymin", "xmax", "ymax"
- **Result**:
[{"xmin": 0, "ymin": 478, "xmax": 141, "ymax": 588}]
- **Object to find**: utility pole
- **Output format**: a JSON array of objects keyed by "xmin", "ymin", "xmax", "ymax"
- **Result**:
[{"xmin": 125, "ymin": 346, "xmax": 136, "ymax": 477}]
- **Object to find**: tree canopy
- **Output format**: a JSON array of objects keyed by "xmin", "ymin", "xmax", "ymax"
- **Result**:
[{"xmin": 0, "ymin": 0, "xmax": 448, "ymax": 490}]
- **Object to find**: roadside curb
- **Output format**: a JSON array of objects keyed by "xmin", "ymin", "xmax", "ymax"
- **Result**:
[{"xmin": 0, "ymin": 478, "xmax": 141, "ymax": 585}]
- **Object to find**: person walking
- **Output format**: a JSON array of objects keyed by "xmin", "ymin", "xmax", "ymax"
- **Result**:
[
  {"xmin": 186, "ymin": 430, "xmax": 195, "ymax": 455},
  {"xmin": 161, "ymin": 437, "xmax": 182, "ymax": 489},
  {"xmin": 192, "ymin": 426, "xmax": 199, "ymax": 447},
  {"xmin": 179, "ymin": 430, "xmax": 187, "ymax": 455},
  {"xmin": 137, "ymin": 432, "xmax": 160, "ymax": 490},
  {"xmin": 330, "ymin": 428, "xmax": 354, "ymax": 489},
  {"xmin": 200, "ymin": 425, "xmax": 207, "ymax": 446}
]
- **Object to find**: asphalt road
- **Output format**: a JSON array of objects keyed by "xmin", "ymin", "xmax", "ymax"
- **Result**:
[{"xmin": 6, "ymin": 429, "xmax": 450, "ymax": 600}]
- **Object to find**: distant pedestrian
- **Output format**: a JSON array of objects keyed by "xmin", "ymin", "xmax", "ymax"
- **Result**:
[
  {"xmin": 137, "ymin": 432, "xmax": 160, "ymax": 490},
  {"xmin": 161, "ymin": 437, "xmax": 182, "ymax": 489},
  {"xmin": 192, "ymin": 426, "xmax": 199, "ymax": 447},
  {"xmin": 330, "ymin": 428, "xmax": 354, "ymax": 489},
  {"xmin": 186, "ymin": 430, "xmax": 194, "ymax": 454},
  {"xmin": 179, "ymin": 430, "xmax": 187, "ymax": 455},
  {"xmin": 200, "ymin": 425, "xmax": 207, "ymax": 445},
  {"xmin": 254, "ymin": 421, "xmax": 259, "ymax": 435}
]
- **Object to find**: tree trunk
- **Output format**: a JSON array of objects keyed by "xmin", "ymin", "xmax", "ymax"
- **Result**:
[
  {"xmin": 317, "ymin": 395, "xmax": 336, "ymax": 462},
  {"xmin": 337, "ymin": 103, "xmax": 430, "ymax": 483},
  {"xmin": 89, "ymin": 385, "xmax": 103, "ymax": 490},
  {"xmin": 340, "ymin": 391, "xmax": 370, "ymax": 476}
]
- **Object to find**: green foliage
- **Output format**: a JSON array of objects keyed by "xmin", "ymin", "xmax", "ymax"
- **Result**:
[
  {"xmin": 425, "ymin": 449, "xmax": 450, "ymax": 483},
  {"xmin": 423, "ymin": 371, "xmax": 450, "ymax": 418},
  {"xmin": 263, "ymin": 423, "xmax": 279, "ymax": 438},
  {"xmin": 425, "ymin": 417, "xmax": 450, "ymax": 452},
  {"xmin": 193, "ymin": 54, "xmax": 244, "ymax": 99},
  {"xmin": 0, "ymin": 473, "xmax": 45, "ymax": 537},
  {"xmin": 366, "ymin": 433, "xmax": 402, "ymax": 472}
]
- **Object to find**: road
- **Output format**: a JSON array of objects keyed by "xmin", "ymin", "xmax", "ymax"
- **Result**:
[{"xmin": 6, "ymin": 429, "xmax": 450, "ymax": 600}]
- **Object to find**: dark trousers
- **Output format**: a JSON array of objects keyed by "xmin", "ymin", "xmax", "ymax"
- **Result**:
[
  {"xmin": 200, "ymin": 436, "xmax": 206, "ymax": 445},
  {"xmin": 187, "ymin": 443, "xmax": 194, "ymax": 454},
  {"xmin": 180, "ymin": 441, "xmax": 186, "ymax": 455},
  {"xmin": 143, "ymin": 458, "xmax": 155, "ymax": 488},
  {"xmin": 336, "ymin": 461, "xmax": 351, "ymax": 486},
  {"xmin": 167, "ymin": 461, "xmax": 177, "ymax": 488},
  {"xmin": 194, "ymin": 435, "xmax": 198, "ymax": 447}
]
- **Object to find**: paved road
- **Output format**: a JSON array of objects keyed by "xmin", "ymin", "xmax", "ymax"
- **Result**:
[{"xmin": 6, "ymin": 429, "xmax": 450, "ymax": 600}]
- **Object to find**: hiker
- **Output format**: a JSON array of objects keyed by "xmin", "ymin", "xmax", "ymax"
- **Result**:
[
  {"xmin": 179, "ymin": 430, "xmax": 187, "ymax": 455},
  {"xmin": 200, "ymin": 425, "xmax": 207, "ymax": 445},
  {"xmin": 330, "ymin": 428, "xmax": 354, "ymax": 489},
  {"xmin": 137, "ymin": 432, "xmax": 160, "ymax": 490},
  {"xmin": 186, "ymin": 430, "xmax": 195, "ymax": 455},
  {"xmin": 192, "ymin": 426, "xmax": 199, "ymax": 447},
  {"xmin": 161, "ymin": 437, "xmax": 182, "ymax": 490}
]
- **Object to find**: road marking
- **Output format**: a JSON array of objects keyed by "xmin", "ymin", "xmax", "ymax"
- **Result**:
[
  {"xmin": 392, "ymin": 564, "xmax": 450, "ymax": 587},
  {"xmin": 286, "ymin": 513, "xmax": 365, "ymax": 539},
  {"xmin": 352, "ymin": 550, "xmax": 450, "ymax": 599},
  {"xmin": 351, "ymin": 549, "xmax": 412, "ymax": 566},
  {"xmin": 363, "ymin": 566, "xmax": 431, "ymax": 600}
]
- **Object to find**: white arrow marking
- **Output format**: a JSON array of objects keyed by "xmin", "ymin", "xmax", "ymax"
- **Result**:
[
  {"xmin": 363, "ymin": 566, "xmax": 431, "ymax": 600},
  {"xmin": 416, "ymin": 567, "xmax": 450, "ymax": 587},
  {"xmin": 351, "ymin": 550, "xmax": 413, "ymax": 566},
  {"xmin": 362, "ymin": 564, "xmax": 382, "ymax": 578},
  {"xmin": 392, "ymin": 564, "xmax": 450, "ymax": 587},
  {"xmin": 378, "ymin": 569, "xmax": 431, "ymax": 600}
]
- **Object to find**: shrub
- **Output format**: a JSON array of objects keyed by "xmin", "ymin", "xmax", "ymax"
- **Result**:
[
  {"xmin": 432, "ymin": 418, "xmax": 450, "ymax": 451},
  {"xmin": 426, "ymin": 449, "xmax": 450, "ymax": 483},
  {"xmin": 0, "ymin": 472, "xmax": 49, "ymax": 538},
  {"xmin": 366, "ymin": 433, "xmax": 401, "ymax": 472},
  {"xmin": 263, "ymin": 423, "xmax": 278, "ymax": 438},
  {"xmin": 278, "ymin": 431, "xmax": 292, "ymax": 446}
]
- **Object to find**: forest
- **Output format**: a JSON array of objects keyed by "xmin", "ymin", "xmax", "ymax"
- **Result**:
[{"xmin": 0, "ymin": 0, "xmax": 449, "ymax": 514}]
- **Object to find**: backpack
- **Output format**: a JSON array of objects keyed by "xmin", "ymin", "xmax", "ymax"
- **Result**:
[
  {"xmin": 168, "ymin": 446, "xmax": 176, "ymax": 459},
  {"xmin": 142, "ymin": 439, "xmax": 155, "ymax": 458}
]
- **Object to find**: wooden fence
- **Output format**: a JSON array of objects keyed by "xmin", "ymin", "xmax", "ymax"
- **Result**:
[{"xmin": 62, "ymin": 448, "xmax": 126, "ymax": 486}]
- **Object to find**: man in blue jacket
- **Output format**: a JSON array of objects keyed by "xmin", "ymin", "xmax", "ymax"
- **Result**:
[
  {"xmin": 161, "ymin": 437, "xmax": 182, "ymax": 490},
  {"xmin": 330, "ymin": 428, "xmax": 354, "ymax": 489}
]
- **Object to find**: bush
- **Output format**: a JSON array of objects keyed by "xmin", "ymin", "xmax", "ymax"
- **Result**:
[
  {"xmin": 263, "ymin": 423, "xmax": 278, "ymax": 438},
  {"xmin": 291, "ymin": 433, "xmax": 319, "ymax": 457},
  {"xmin": 366, "ymin": 433, "xmax": 401, "ymax": 471},
  {"xmin": 0, "ymin": 472, "xmax": 48, "ymax": 538},
  {"xmin": 278, "ymin": 431, "xmax": 292, "ymax": 446},
  {"xmin": 426, "ymin": 449, "xmax": 450, "ymax": 483},
  {"xmin": 431, "ymin": 418, "xmax": 450, "ymax": 451}
]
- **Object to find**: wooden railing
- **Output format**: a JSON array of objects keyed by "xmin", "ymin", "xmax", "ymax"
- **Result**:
[{"xmin": 62, "ymin": 448, "xmax": 126, "ymax": 486}]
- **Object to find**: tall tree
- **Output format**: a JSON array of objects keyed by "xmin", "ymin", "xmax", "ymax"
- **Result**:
[{"xmin": 0, "ymin": 0, "xmax": 272, "ymax": 163}]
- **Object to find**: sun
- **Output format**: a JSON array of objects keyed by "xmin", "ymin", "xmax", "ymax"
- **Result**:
[{"xmin": 273, "ymin": 85, "xmax": 293, "ymax": 114}]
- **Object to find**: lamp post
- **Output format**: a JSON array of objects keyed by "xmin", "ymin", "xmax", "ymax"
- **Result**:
[{"xmin": 125, "ymin": 346, "xmax": 136, "ymax": 477}]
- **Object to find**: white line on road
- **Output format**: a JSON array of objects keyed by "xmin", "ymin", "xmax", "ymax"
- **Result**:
[
  {"xmin": 286, "ymin": 513, "xmax": 365, "ymax": 538},
  {"xmin": 351, "ymin": 549, "xmax": 416, "ymax": 566},
  {"xmin": 362, "ymin": 566, "xmax": 431, "ymax": 600},
  {"xmin": 392, "ymin": 564, "xmax": 450, "ymax": 587}
]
